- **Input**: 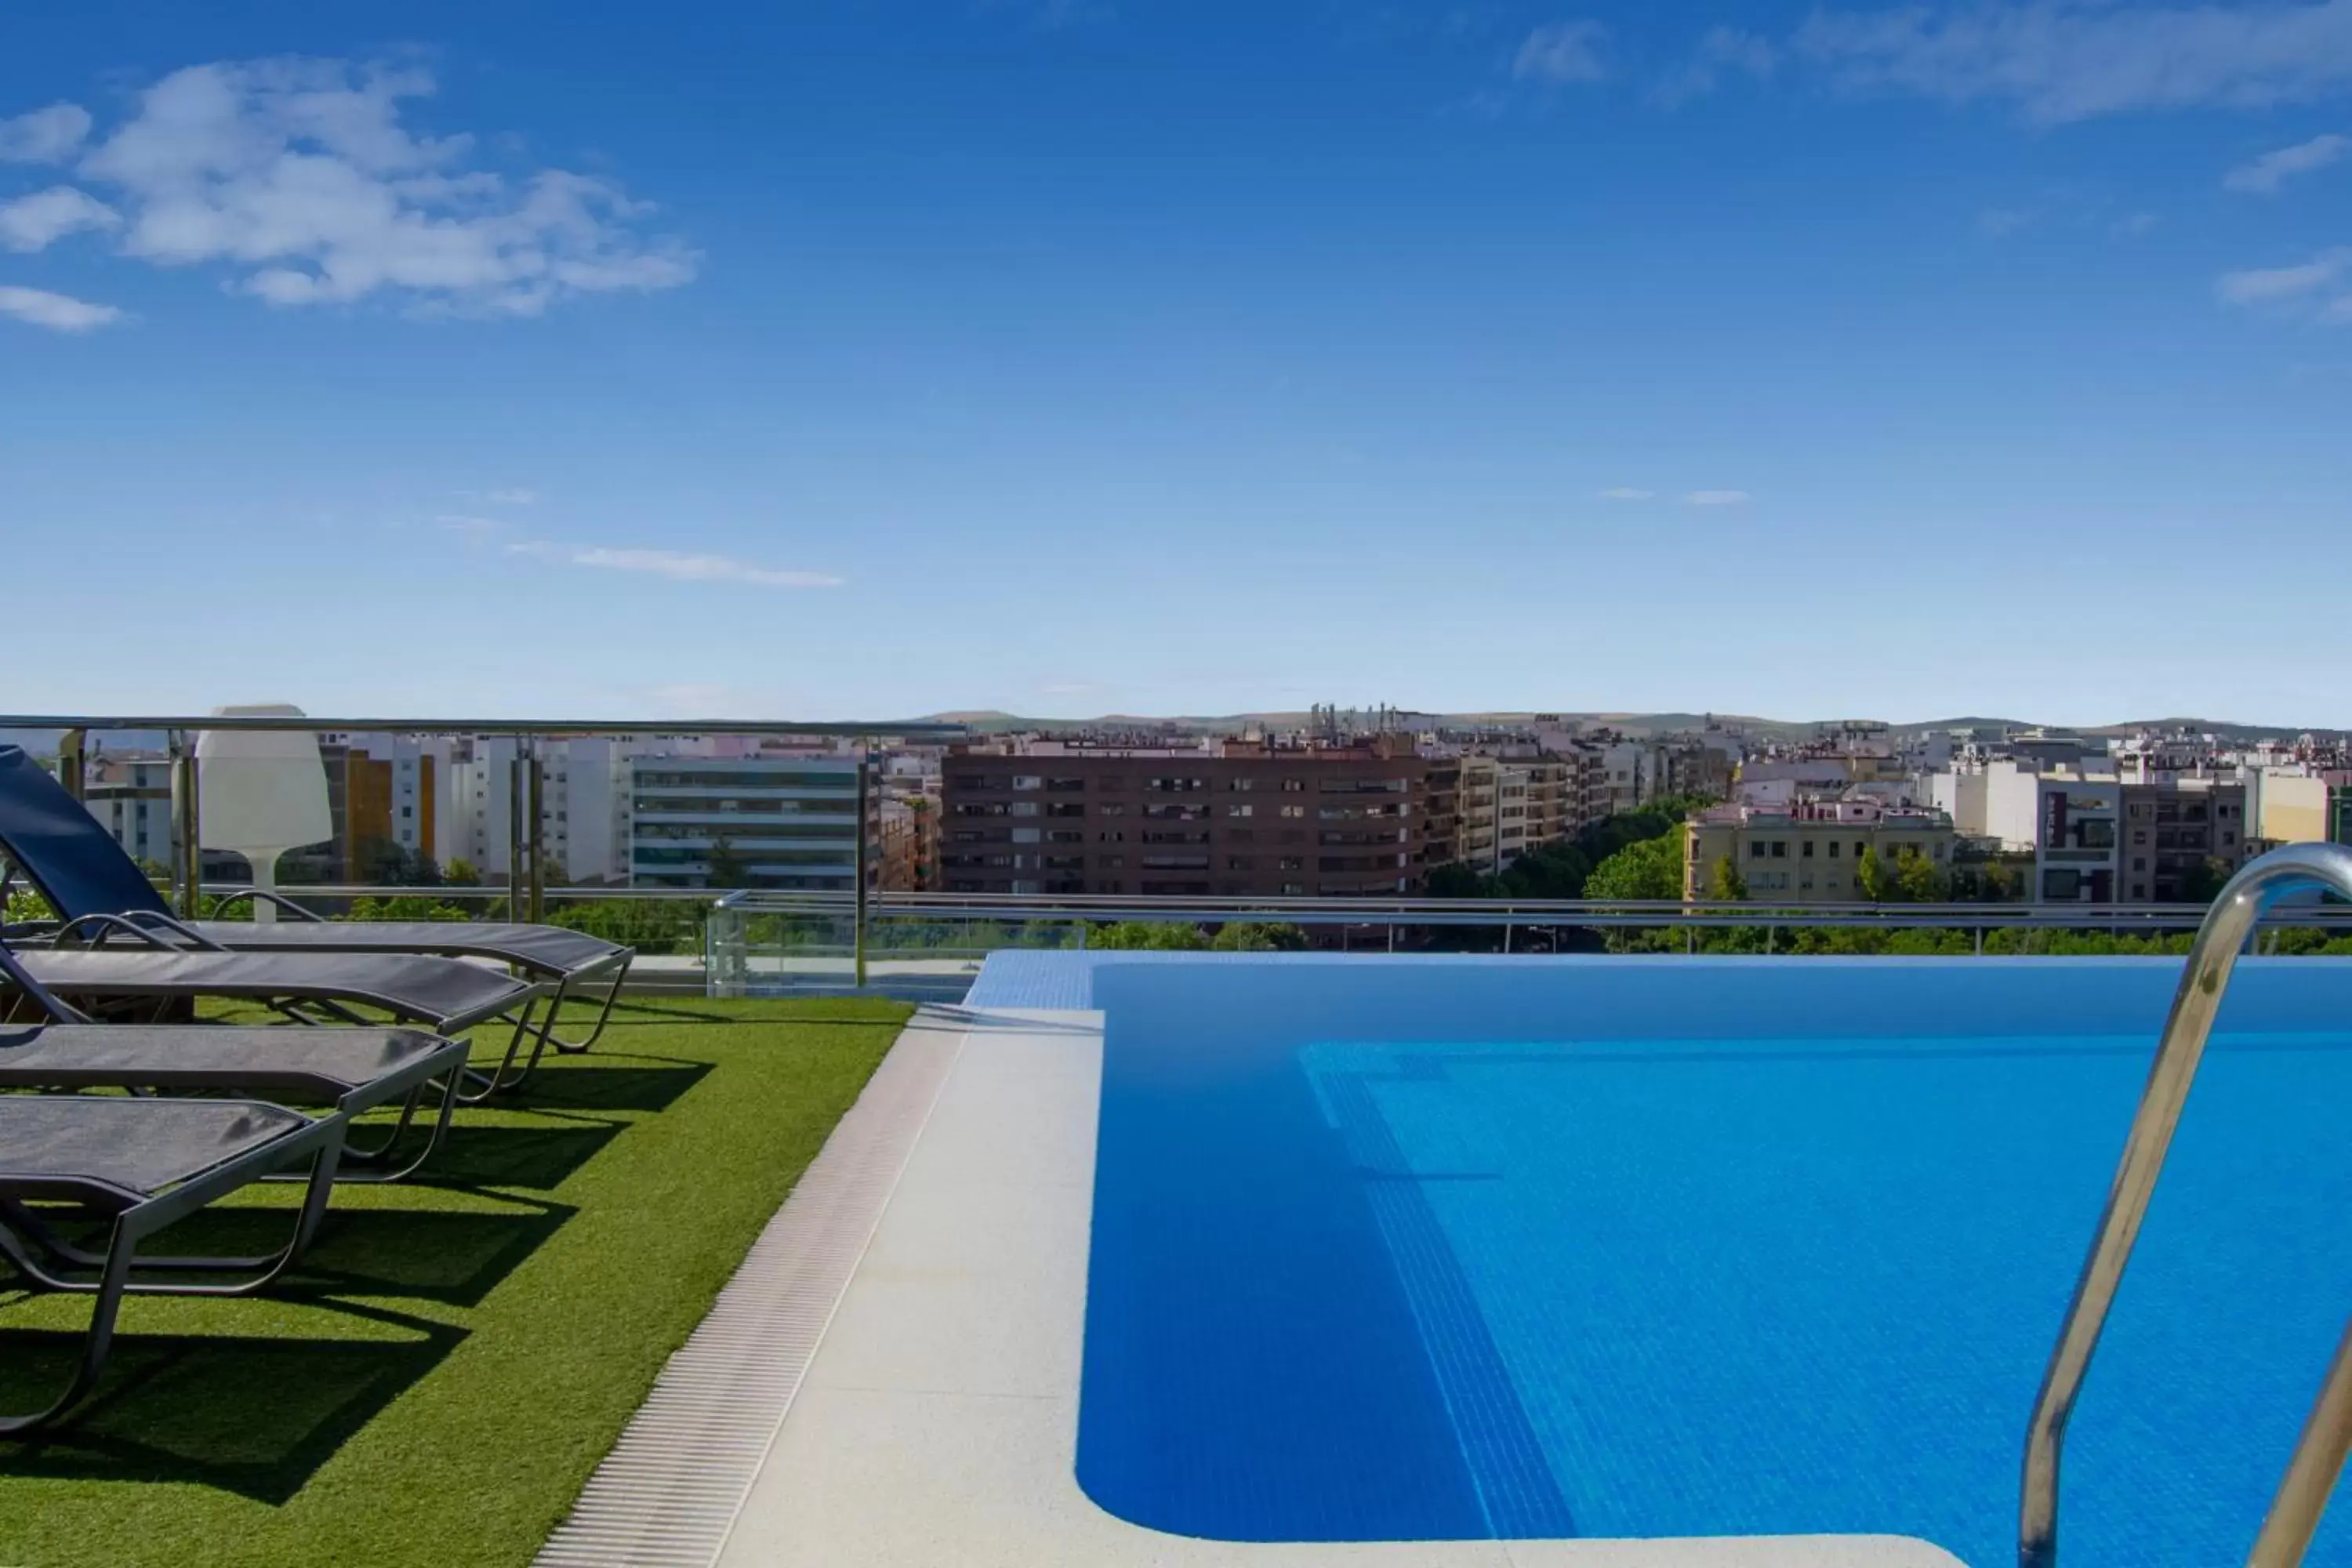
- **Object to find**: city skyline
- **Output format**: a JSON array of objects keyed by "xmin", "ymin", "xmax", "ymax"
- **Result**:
[{"xmin": 5, "ymin": 2, "xmax": 2350, "ymax": 724}]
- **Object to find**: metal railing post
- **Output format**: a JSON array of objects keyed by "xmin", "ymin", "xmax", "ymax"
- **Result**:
[
  {"xmin": 525, "ymin": 739, "xmax": 546, "ymax": 926},
  {"xmin": 854, "ymin": 749, "xmax": 869, "ymax": 990},
  {"xmin": 506, "ymin": 740, "xmax": 528, "ymax": 923},
  {"xmin": 2021, "ymin": 842, "xmax": 2352, "ymax": 1568},
  {"xmin": 168, "ymin": 729, "xmax": 201, "ymax": 918}
]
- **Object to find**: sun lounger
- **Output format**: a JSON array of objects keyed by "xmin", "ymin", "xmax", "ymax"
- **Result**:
[
  {"xmin": 0, "ymin": 937, "xmax": 552, "ymax": 1101},
  {"xmin": 0, "ymin": 744, "xmax": 633, "ymax": 1052},
  {"xmin": 0, "ymin": 1094, "xmax": 343, "ymax": 1434}
]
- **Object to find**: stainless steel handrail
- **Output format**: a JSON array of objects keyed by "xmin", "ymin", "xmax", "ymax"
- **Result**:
[{"xmin": 2021, "ymin": 840, "xmax": 2352, "ymax": 1567}]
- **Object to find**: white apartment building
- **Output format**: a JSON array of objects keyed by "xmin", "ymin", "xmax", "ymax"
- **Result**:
[
  {"xmin": 82, "ymin": 756, "xmax": 175, "ymax": 869},
  {"xmin": 441, "ymin": 737, "xmax": 621, "ymax": 884},
  {"xmin": 619, "ymin": 754, "xmax": 868, "ymax": 891}
]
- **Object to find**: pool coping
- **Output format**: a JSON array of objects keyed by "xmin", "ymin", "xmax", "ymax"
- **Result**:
[{"xmin": 705, "ymin": 999, "xmax": 1969, "ymax": 1567}]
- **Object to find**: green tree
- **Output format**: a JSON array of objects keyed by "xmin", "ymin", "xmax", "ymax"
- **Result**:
[
  {"xmin": 2179, "ymin": 856, "xmax": 2234, "ymax": 904},
  {"xmin": 1896, "ymin": 849, "xmax": 1947, "ymax": 902},
  {"xmin": 1708, "ymin": 855, "xmax": 1748, "ymax": 901},
  {"xmin": 1425, "ymin": 861, "xmax": 1489, "ymax": 898},
  {"xmin": 444, "ymin": 856, "xmax": 484, "ymax": 887},
  {"xmin": 1089, "ymin": 920, "xmax": 1209, "ymax": 950},
  {"xmin": 1583, "ymin": 833, "xmax": 1684, "ymax": 902},
  {"xmin": 705, "ymin": 835, "xmax": 750, "ymax": 889},
  {"xmin": 1209, "ymin": 921, "xmax": 1309, "ymax": 951},
  {"xmin": 1855, "ymin": 845, "xmax": 1891, "ymax": 902}
]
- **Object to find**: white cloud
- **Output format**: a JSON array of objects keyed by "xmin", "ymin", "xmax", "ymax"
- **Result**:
[
  {"xmin": 0, "ymin": 103, "xmax": 91, "ymax": 163},
  {"xmin": 1686, "ymin": 489, "xmax": 1754, "ymax": 506},
  {"xmin": 485, "ymin": 486, "xmax": 539, "ymax": 506},
  {"xmin": 1514, "ymin": 20, "xmax": 1610, "ymax": 84},
  {"xmin": 9, "ymin": 58, "xmax": 696, "ymax": 317},
  {"xmin": 436, "ymin": 513, "xmax": 505, "ymax": 534},
  {"xmin": 1978, "ymin": 206, "xmax": 2033, "ymax": 236},
  {"xmin": 1796, "ymin": 1, "xmax": 2352, "ymax": 124},
  {"xmin": 2218, "ymin": 249, "xmax": 2351, "ymax": 303},
  {"xmin": 0, "ymin": 284, "xmax": 125, "ymax": 332},
  {"xmin": 510, "ymin": 541, "xmax": 844, "ymax": 588},
  {"xmin": 0, "ymin": 186, "xmax": 120, "ymax": 252},
  {"xmin": 2111, "ymin": 210, "xmax": 2160, "ymax": 237},
  {"xmin": 1657, "ymin": 27, "xmax": 1779, "ymax": 104},
  {"xmin": 1599, "ymin": 486, "xmax": 1657, "ymax": 500},
  {"xmin": 2226, "ymin": 131, "xmax": 2351, "ymax": 192}
]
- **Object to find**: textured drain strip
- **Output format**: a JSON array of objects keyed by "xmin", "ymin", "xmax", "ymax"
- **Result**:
[{"xmin": 534, "ymin": 1010, "xmax": 968, "ymax": 1568}]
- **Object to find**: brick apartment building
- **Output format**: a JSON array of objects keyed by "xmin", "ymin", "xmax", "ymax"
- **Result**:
[{"xmin": 940, "ymin": 738, "xmax": 1426, "ymax": 896}]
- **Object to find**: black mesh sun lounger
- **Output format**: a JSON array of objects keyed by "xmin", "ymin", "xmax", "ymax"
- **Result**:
[
  {"xmin": 0, "ymin": 1094, "xmax": 343, "ymax": 1434},
  {"xmin": 0, "ymin": 744, "xmax": 633, "ymax": 1052},
  {"xmin": 0, "ymin": 941, "xmax": 554, "ymax": 1101},
  {"xmin": 0, "ymin": 1022, "xmax": 471, "ymax": 1183}
]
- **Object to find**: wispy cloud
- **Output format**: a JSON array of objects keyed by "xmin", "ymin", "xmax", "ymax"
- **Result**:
[
  {"xmin": 2226, "ymin": 131, "xmax": 2351, "ymax": 193},
  {"xmin": 1599, "ymin": 486, "xmax": 1656, "ymax": 500},
  {"xmin": 1, "ymin": 58, "xmax": 697, "ymax": 318},
  {"xmin": 1514, "ymin": 20, "xmax": 1610, "ymax": 84},
  {"xmin": 1686, "ymin": 489, "xmax": 1754, "ymax": 506},
  {"xmin": 0, "ymin": 284, "xmax": 124, "ymax": 332},
  {"xmin": 0, "ymin": 186, "xmax": 118, "ymax": 251},
  {"xmin": 1978, "ymin": 206, "xmax": 2033, "ymax": 237},
  {"xmin": 1656, "ymin": 27, "xmax": 1778, "ymax": 106},
  {"xmin": 0, "ymin": 103, "xmax": 89, "ymax": 163},
  {"xmin": 1795, "ymin": 1, "xmax": 2352, "ymax": 124},
  {"xmin": 436, "ymin": 513, "xmax": 505, "ymax": 534},
  {"xmin": 510, "ymin": 541, "xmax": 845, "ymax": 588},
  {"xmin": 484, "ymin": 486, "xmax": 539, "ymax": 506},
  {"xmin": 2218, "ymin": 248, "xmax": 2352, "ymax": 321},
  {"xmin": 2111, "ymin": 210, "xmax": 2160, "ymax": 238}
]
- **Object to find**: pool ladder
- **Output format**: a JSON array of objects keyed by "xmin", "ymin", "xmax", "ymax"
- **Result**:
[{"xmin": 2021, "ymin": 841, "xmax": 2352, "ymax": 1568}]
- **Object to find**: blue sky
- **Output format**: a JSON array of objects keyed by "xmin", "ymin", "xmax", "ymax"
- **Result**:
[{"xmin": 3, "ymin": 2, "xmax": 2349, "ymax": 726}]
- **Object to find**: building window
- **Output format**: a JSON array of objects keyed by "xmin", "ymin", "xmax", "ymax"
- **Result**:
[
  {"xmin": 1279, "ymin": 856, "xmax": 1304, "ymax": 871},
  {"xmin": 1281, "ymin": 882, "xmax": 1305, "ymax": 895},
  {"xmin": 1229, "ymin": 779, "xmax": 1254, "ymax": 792},
  {"xmin": 1227, "ymin": 856, "xmax": 1255, "ymax": 870},
  {"xmin": 1281, "ymin": 779, "xmax": 1306, "ymax": 793},
  {"xmin": 1771, "ymin": 841, "xmax": 1788, "ymax": 858},
  {"xmin": 1802, "ymin": 840, "xmax": 1814, "ymax": 858},
  {"xmin": 1228, "ymin": 804, "xmax": 1254, "ymax": 818},
  {"xmin": 1012, "ymin": 776, "xmax": 1042, "ymax": 791},
  {"xmin": 1750, "ymin": 841, "xmax": 1766, "ymax": 860},
  {"xmin": 1281, "ymin": 805, "xmax": 1306, "ymax": 818},
  {"xmin": 2133, "ymin": 857, "xmax": 2146, "ymax": 871},
  {"xmin": 1828, "ymin": 841, "xmax": 1841, "ymax": 858}
]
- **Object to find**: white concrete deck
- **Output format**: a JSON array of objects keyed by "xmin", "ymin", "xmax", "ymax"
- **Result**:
[{"xmin": 711, "ymin": 1007, "xmax": 1969, "ymax": 1567}]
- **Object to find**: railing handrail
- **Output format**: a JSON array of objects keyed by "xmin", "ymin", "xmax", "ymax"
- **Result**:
[
  {"xmin": 2020, "ymin": 840, "xmax": 2352, "ymax": 1567},
  {"xmin": 1, "ymin": 713, "xmax": 964, "ymax": 738}
]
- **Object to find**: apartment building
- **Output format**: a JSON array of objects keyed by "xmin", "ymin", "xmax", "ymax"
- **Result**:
[
  {"xmin": 1682, "ymin": 797, "xmax": 1958, "ymax": 902},
  {"xmin": 621, "ymin": 755, "xmax": 869, "ymax": 891},
  {"xmin": 2034, "ymin": 776, "xmax": 2250, "ymax": 902},
  {"xmin": 81, "ymin": 754, "xmax": 175, "ymax": 869},
  {"xmin": 938, "ymin": 738, "xmax": 1425, "ymax": 897},
  {"xmin": 442, "ymin": 737, "xmax": 622, "ymax": 884}
]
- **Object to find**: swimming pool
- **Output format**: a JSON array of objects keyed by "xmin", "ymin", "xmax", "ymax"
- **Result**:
[{"xmin": 1040, "ymin": 957, "xmax": 2352, "ymax": 1564}]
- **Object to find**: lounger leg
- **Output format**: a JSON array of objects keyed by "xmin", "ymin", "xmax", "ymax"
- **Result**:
[
  {"xmin": 0, "ymin": 1218, "xmax": 136, "ymax": 1436},
  {"xmin": 328, "ymin": 1066, "xmax": 463, "ymax": 1184},
  {"xmin": 0, "ymin": 1142, "xmax": 341, "ymax": 1286},
  {"xmin": 459, "ymin": 996, "xmax": 560, "ymax": 1102},
  {"xmin": 546, "ymin": 960, "xmax": 631, "ymax": 1054}
]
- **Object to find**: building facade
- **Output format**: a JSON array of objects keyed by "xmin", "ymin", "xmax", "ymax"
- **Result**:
[
  {"xmin": 1682, "ymin": 799, "xmax": 1958, "ymax": 902},
  {"xmin": 620, "ymin": 755, "xmax": 869, "ymax": 891},
  {"xmin": 2034, "ymin": 777, "xmax": 2250, "ymax": 902},
  {"xmin": 939, "ymin": 739, "xmax": 1425, "ymax": 896}
]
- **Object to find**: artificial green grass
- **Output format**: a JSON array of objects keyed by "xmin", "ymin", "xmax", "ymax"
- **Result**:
[{"xmin": 0, "ymin": 996, "xmax": 911, "ymax": 1568}]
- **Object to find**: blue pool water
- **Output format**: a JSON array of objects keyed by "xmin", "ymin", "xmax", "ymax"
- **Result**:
[{"xmin": 1021, "ymin": 957, "xmax": 2352, "ymax": 1564}]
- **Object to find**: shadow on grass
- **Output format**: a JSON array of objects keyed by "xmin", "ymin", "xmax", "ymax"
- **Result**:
[
  {"xmin": 504, "ymin": 1059, "xmax": 713, "ymax": 1114},
  {"xmin": 0, "ymin": 1304, "xmax": 465, "ymax": 1503},
  {"xmin": 294, "ymin": 1201, "xmax": 576, "ymax": 1307}
]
